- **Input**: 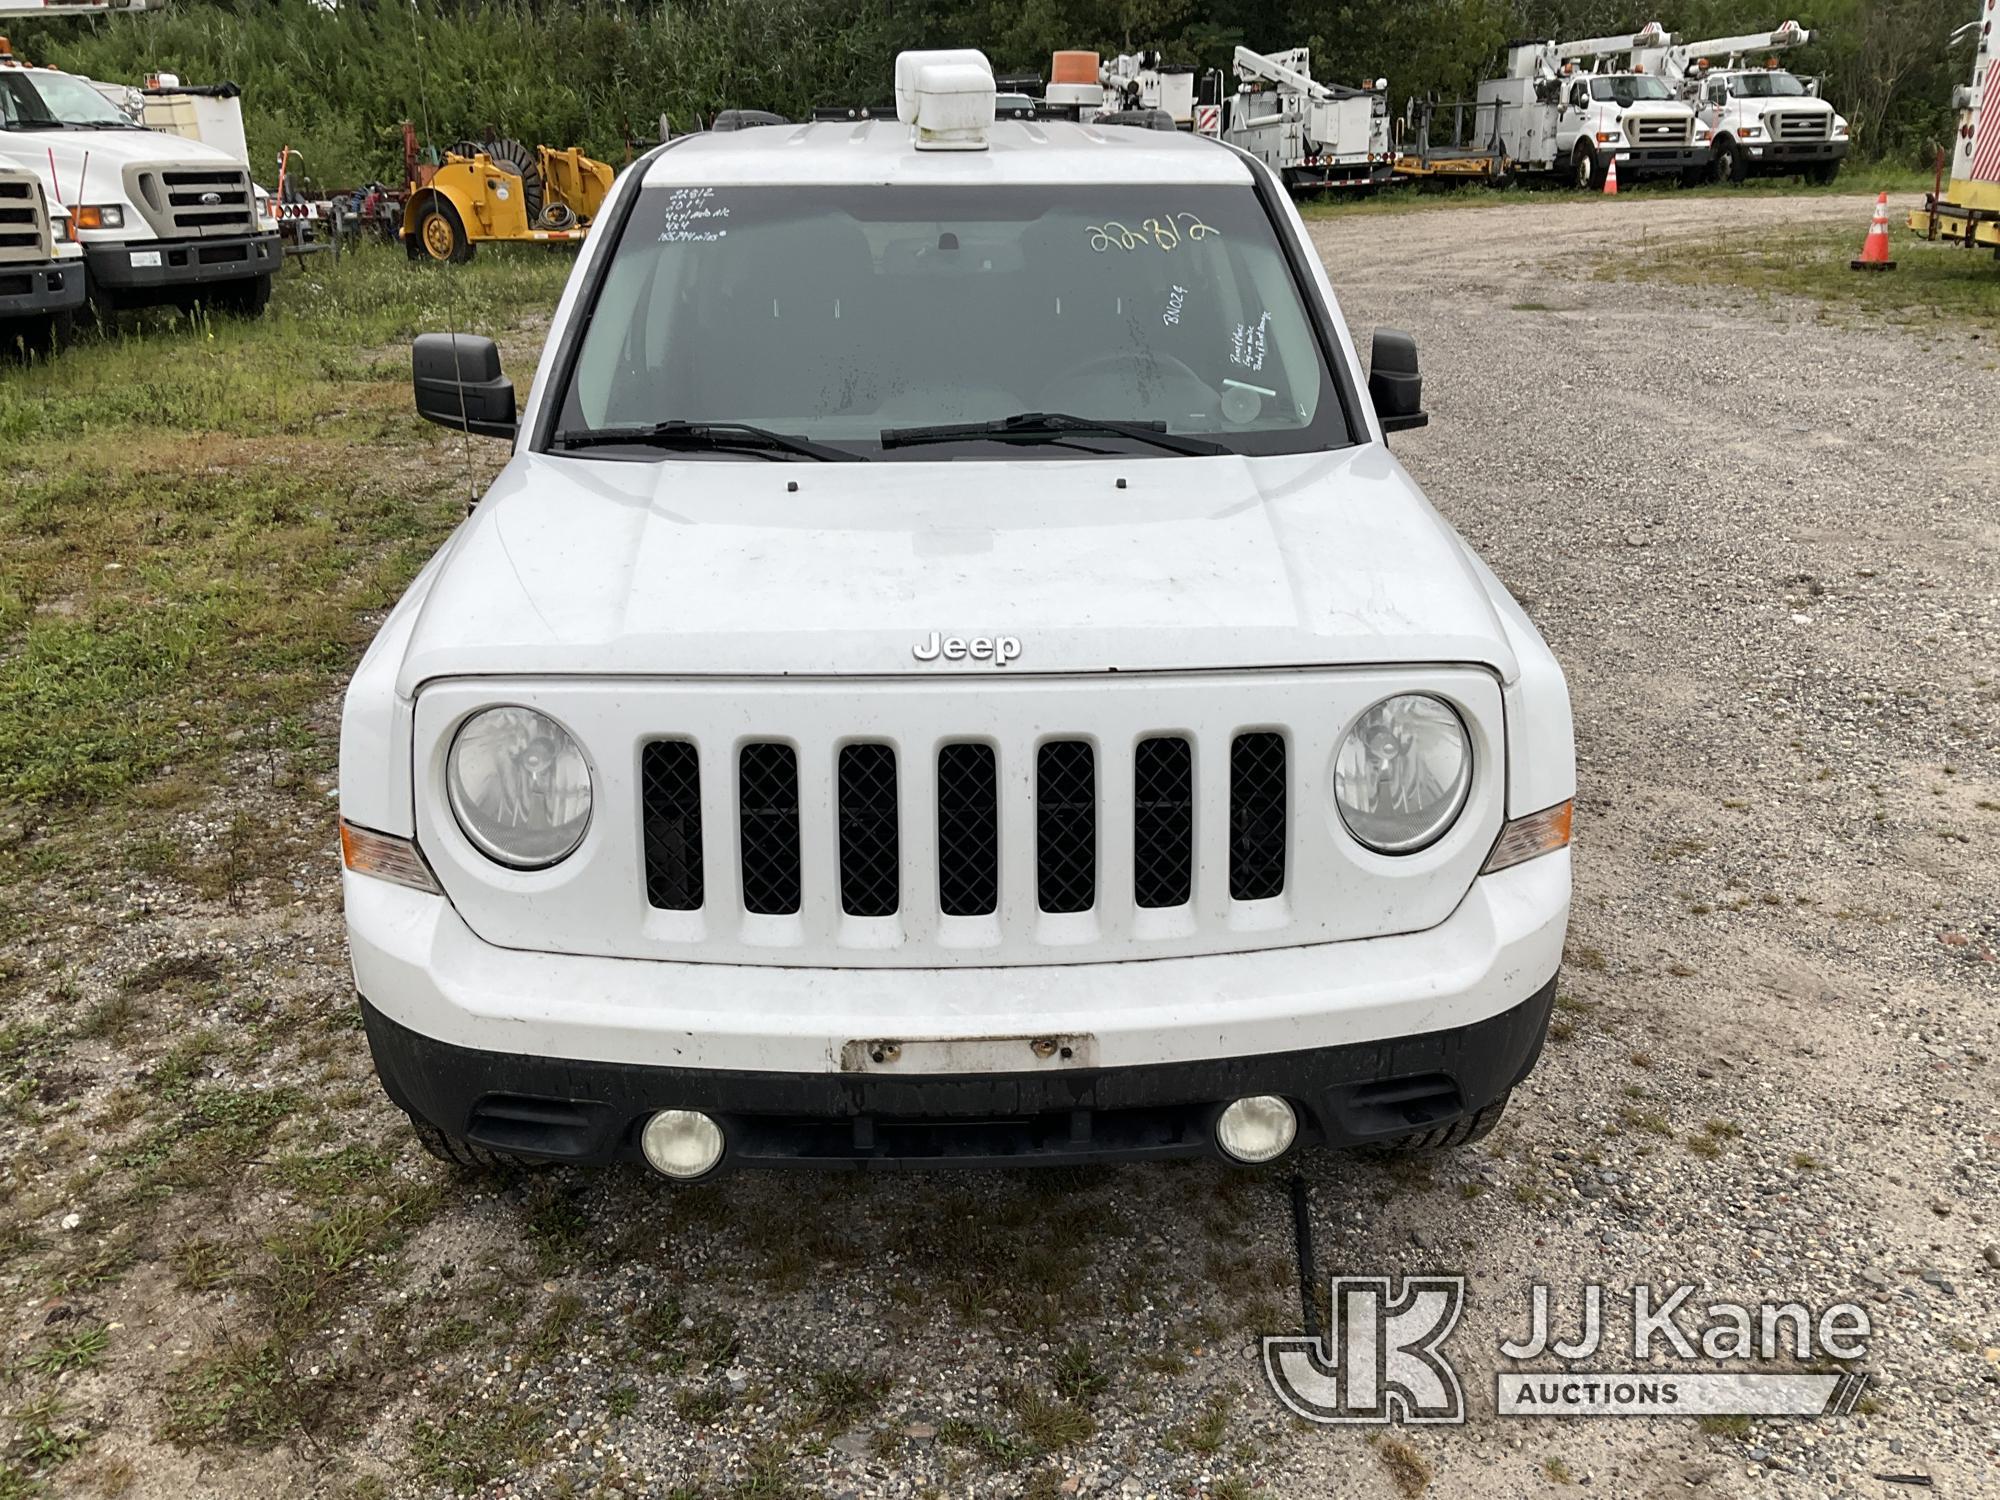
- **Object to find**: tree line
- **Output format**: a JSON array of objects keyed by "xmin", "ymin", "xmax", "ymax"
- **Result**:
[{"xmin": 11, "ymin": 0, "xmax": 1971, "ymax": 191}]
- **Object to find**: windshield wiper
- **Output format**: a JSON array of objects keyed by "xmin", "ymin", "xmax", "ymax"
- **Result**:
[
  {"xmin": 880, "ymin": 411, "xmax": 1227, "ymax": 456},
  {"xmin": 552, "ymin": 420, "xmax": 860, "ymax": 462}
]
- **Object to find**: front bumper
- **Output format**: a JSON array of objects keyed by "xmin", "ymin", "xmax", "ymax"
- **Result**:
[
  {"xmin": 0, "ymin": 257, "xmax": 86, "ymax": 319},
  {"xmin": 1613, "ymin": 146, "xmax": 1711, "ymax": 175},
  {"xmin": 1744, "ymin": 140, "xmax": 1847, "ymax": 168},
  {"xmin": 347, "ymin": 849, "xmax": 1569, "ymax": 1169},
  {"xmin": 84, "ymin": 231, "xmax": 279, "ymax": 294}
]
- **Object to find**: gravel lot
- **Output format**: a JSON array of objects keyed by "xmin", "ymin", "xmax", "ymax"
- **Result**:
[{"xmin": 8, "ymin": 190, "xmax": 1996, "ymax": 1500}]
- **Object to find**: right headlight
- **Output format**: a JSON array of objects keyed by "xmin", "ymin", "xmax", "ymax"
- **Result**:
[
  {"xmin": 445, "ymin": 706, "xmax": 593, "ymax": 868},
  {"xmin": 1333, "ymin": 694, "xmax": 1472, "ymax": 854}
]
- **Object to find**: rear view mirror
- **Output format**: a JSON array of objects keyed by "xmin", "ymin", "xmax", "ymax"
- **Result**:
[
  {"xmin": 413, "ymin": 332, "xmax": 516, "ymax": 439},
  {"xmin": 1368, "ymin": 329, "xmax": 1429, "ymax": 435}
]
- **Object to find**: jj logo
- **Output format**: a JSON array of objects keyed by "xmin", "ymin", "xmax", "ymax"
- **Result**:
[
  {"xmin": 1263, "ymin": 1277, "xmax": 1466, "ymax": 1425},
  {"xmin": 912, "ymin": 632, "xmax": 1021, "ymax": 667}
]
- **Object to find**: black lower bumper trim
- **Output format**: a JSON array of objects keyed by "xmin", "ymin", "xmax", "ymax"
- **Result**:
[
  {"xmin": 1619, "ymin": 147, "xmax": 1711, "ymax": 173},
  {"xmin": 0, "ymin": 260, "xmax": 86, "ymax": 319},
  {"xmin": 362, "ymin": 975, "xmax": 1559, "ymax": 1172},
  {"xmin": 85, "ymin": 232, "xmax": 279, "ymax": 296}
]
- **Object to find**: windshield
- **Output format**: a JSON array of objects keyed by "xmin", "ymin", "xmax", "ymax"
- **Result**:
[
  {"xmin": 551, "ymin": 182, "xmax": 1348, "ymax": 460},
  {"xmin": 1726, "ymin": 71, "xmax": 1808, "ymax": 98},
  {"xmin": 1590, "ymin": 75, "xmax": 1672, "ymax": 104},
  {"xmin": 0, "ymin": 70, "xmax": 133, "ymax": 129}
]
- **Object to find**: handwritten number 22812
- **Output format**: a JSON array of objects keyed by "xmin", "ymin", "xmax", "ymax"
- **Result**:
[{"xmin": 1086, "ymin": 213, "xmax": 1220, "ymax": 253}]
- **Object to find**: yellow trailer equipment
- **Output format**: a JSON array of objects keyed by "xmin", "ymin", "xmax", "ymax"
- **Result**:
[{"xmin": 402, "ymin": 138, "xmax": 614, "ymax": 263}]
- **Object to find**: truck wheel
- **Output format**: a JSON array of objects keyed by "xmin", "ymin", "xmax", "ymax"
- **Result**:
[
  {"xmin": 2, "ymin": 313, "xmax": 64, "ymax": 358},
  {"xmin": 207, "ymin": 273, "xmax": 273, "ymax": 318},
  {"xmin": 407, "ymin": 1114, "xmax": 536, "ymax": 1172},
  {"xmin": 416, "ymin": 203, "xmax": 474, "ymax": 265},
  {"xmin": 1570, "ymin": 144, "xmax": 1599, "ymax": 192},
  {"xmin": 1711, "ymin": 137, "xmax": 1746, "ymax": 183},
  {"xmin": 1385, "ymin": 1090, "xmax": 1510, "ymax": 1152}
]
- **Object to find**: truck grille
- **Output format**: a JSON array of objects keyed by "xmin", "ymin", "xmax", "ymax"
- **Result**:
[
  {"xmin": 133, "ymin": 166, "xmax": 256, "ymax": 236},
  {"xmin": 0, "ymin": 172, "xmax": 50, "ymax": 264},
  {"xmin": 1768, "ymin": 112, "xmax": 1831, "ymax": 142},
  {"xmin": 414, "ymin": 672, "xmax": 1508, "ymax": 969},
  {"xmin": 643, "ymin": 732, "xmax": 1290, "ymax": 922},
  {"xmin": 1629, "ymin": 115, "xmax": 1691, "ymax": 147}
]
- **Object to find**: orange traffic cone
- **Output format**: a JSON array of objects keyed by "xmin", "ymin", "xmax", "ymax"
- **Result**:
[
  {"xmin": 1850, "ymin": 192, "xmax": 1896, "ymax": 271},
  {"xmin": 1603, "ymin": 155, "xmax": 1619, "ymax": 195}
]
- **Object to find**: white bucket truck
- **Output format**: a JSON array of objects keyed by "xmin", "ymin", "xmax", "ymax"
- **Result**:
[
  {"xmin": 0, "ymin": 38, "xmax": 278, "ymax": 316},
  {"xmin": 0, "ymin": 159, "xmax": 81, "ymax": 348},
  {"xmin": 1633, "ymin": 21, "xmax": 1848, "ymax": 183},
  {"xmin": 1475, "ymin": 23, "xmax": 1710, "ymax": 189},
  {"xmin": 1221, "ymin": 45, "xmax": 1393, "ymax": 191}
]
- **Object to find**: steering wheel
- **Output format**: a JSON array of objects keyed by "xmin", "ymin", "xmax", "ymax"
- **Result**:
[{"xmin": 1035, "ymin": 349, "xmax": 1217, "ymax": 422}]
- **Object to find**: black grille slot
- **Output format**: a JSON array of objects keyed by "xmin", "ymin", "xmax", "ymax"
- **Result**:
[
  {"xmin": 937, "ymin": 743, "xmax": 998, "ymax": 917},
  {"xmin": 1036, "ymin": 740, "xmax": 1097, "ymax": 914},
  {"xmin": 1132, "ymin": 736, "xmax": 1194, "ymax": 908},
  {"xmin": 738, "ymin": 743, "xmax": 802, "ymax": 916},
  {"xmin": 837, "ymin": 743, "xmax": 899, "ymax": 918},
  {"xmin": 640, "ymin": 740, "xmax": 703, "ymax": 911},
  {"xmin": 1229, "ymin": 732, "xmax": 1287, "ymax": 901}
]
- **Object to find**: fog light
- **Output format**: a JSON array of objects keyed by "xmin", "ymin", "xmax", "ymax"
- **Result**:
[
  {"xmin": 1215, "ymin": 1095, "xmax": 1298, "ymax": 1164},
  {"xmin": 640, "ymin": 1110, "xmax": 725, "ymax": 1179}
]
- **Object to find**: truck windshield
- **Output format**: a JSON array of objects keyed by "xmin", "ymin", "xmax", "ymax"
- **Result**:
[
  {"xmin": 0, "ymin": 70, "xmax": 133, "ymax": 129},
  {"xmin": 1727, "ymin": 72, "xmax": 1808, "ymax": 98},
  {"xmin": 1589, "ymin": 76, "xmax": 1672, "ymax": 104},
  {"xmin": 551, "ymin": 182, "xmax": 1349, "ymax": 460}
]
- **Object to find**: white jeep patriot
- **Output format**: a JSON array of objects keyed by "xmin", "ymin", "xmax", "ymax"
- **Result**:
[{"xmin": 340, "ymin": 52, "xmax": 1575, "ymax": 1179}]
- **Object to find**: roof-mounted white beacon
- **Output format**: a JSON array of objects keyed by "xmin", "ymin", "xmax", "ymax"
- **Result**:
[{"xmin": 894, "ymin": 48, "xmax": 997, "ymax": 151}]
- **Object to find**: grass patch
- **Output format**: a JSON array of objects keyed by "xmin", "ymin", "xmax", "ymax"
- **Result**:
[{"xmin": 1603, "ymin": 222, "xmax": 2000, "ymax": 334}]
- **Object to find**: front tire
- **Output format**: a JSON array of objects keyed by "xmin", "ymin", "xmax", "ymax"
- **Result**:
[
  {"xmin": 1711, "ymin": 137, "xmax": 1747, "ymax": 183},
  {"xmin": 1571, "ymin": 143, "xmax": 1599, "ymax": 192},
  {"xmin": 408, "ymin": 1115, "xmax": 534, "ymax": 1172},
  {"xmin": 206, "ymin": 273, "xmax": 272, "ymax": 319},
  {"xmin": 1386, "ymin": 1090, "xmax": 1511, "ymax": 1152}
]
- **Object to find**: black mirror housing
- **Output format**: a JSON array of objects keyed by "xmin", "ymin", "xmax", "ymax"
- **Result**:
[
  {"xmin": 413, "ymin": 332, "xmax": 517, "ymax": 439},
  {"xmin": 1368, "ymin": 328, "xmax": 1429, "ymax": 435}
]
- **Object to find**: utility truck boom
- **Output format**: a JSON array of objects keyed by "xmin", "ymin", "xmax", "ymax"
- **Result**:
[
  {"xmin": 1221, "ymin": 45, "xmax": 1392, "ymax": 192},
  {"xmin": 1634, "ymin": 20, "xmax": 1847, "ymax": 182}
]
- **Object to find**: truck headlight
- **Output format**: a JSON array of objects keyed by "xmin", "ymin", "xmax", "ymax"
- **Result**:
[
  {"xmin": 446, "ymin": 706, "xmax": 593, "ymax": 868},
  {"xmin": 75, "ymin": 205, "xmax": 124, "ymax": 230},
  {"xmin": 1333, "ymin": 694, "xmax": 1472, "ymax": 854}
]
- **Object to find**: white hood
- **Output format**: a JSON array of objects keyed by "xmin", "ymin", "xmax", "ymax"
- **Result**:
[
  {"xmin": 395, "ymin": 446, "xmax": 1516, "ymax": 692},
  {"xmin": 0, "ymin": 122, "xmax": 242, "ymax": 204}
]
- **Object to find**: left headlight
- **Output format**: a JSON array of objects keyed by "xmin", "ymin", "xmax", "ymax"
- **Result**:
[
  {"xmin": 1333, "ymin": 694, "xmax": 1472, "ymax": 854},
  {"xmin": 446, "ymin": 706, "xmax": 593, "ymax": 868}
]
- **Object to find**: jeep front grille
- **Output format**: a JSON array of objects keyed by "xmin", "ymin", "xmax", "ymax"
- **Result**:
[
  {"xmin": 0, "ymin": 172, "xmax": 50, "ymax": 264},
  {"xmin": 1132, "ymin": 736, "xmax": 1193, "ymax": 909},
  {"xmin": 643, "ymin": 731, "xmax": 1290, "ymax": 922},
  {"xmin": 1229, "ymin": 732, "xmax": 1288, "ymax": 900},
  {"xmin": 420, "ymin": 671, "xmax": 1509, "ymax": 969},
  {"xmin": 936, "ymin": 742, "xmax": 999, "ymax": 917},
  {"xmin": 837, "ymin": 743, "xmax": 899, "ymax": 917},
  {"xmin": 1768, "ymin": 112, "xmax": 1830, "ymax": 142},
  {"xmin": 640, "ymin": 740, "xmax": 703, "ymax": 911},
  {"xmin": 738, "ymin": 742, "xmax": 802, "ymax": 916}
]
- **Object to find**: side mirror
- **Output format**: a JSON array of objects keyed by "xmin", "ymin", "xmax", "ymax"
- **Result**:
[
  {"xmin": 413, "ymin": 332, "xmax": 516, "ymax": 439},
  {"xmin": 1368, "ymin": 329, "xmax": 1429, "ymax": 435}
]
